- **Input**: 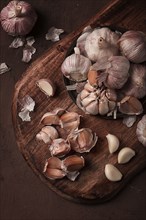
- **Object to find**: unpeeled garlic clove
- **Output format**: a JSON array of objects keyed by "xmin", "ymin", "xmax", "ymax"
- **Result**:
[
  {"xmin": 36, "ymin": 78, "xmax": 56, "ymax": 97},
  {"xmin": 106, "ymin": 133, "xmax": 119, "ymax": 153},
  {"xmin": 36, "ymin": 130, "xmax": 51, "ymax": 144},
  {"xmin": 60, "ymin": 111, "xmax": 81, "ymax": 132},
  {"xmin": 105, "ymin": 164, "xmax": 122, "ymax": 182},
  {"xmin": 41, "ymin": 108, "xmax": 65, "ymax": 126},
  {"xmin": 68, "ymin": 128, "xmax": 98, "ymax": 153},
  {"xmin": 118, "ymin": 147, "xmax": 135, "ymax": 164},
  {"xmin": 49, "ymin": 138, "xmax": 71, "ymax": 157},
  {"xmin": 62, "ymin": 155, "xmax": 85, "ymax": 172},
  {"xmin": 88, "ymin": 70, "xmax": 99, "ymax": 88},
  {"xmin": 36, "ymin": 126, "xmax": 59, "ymax": 144}
]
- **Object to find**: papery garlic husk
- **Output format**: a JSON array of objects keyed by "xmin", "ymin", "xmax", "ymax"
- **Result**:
[
  {"xmin": 0, "ymin": 1, "xmax": 37, "ymax": 36},
  {"xmin": 85, "ymin": 27, "xmax": 120, "ymax": 62},
  {"xmin": 36, "ymin": 126, "xmax": 59, "ymax": 144},
  {"xmin": 106, "ymin": 133, "xmax": 119, "ymax": 153},
  {"xmin": 123, "ymin": 115, "xmax": 137, "ymax": 128},
  {"xmin": 68, "ymin": 128, "xmax": 98, "ymax": 153},
  {"xmin": 66, "ymin": 171, "xmax": 80, "ymax": 181},
  {"xmin": 118, "ymin": 30, "xmax": 146, "ymax": 63},
  {"xmin": 118, "ymin": 96, "xmax": 143, "ymax": 115},
  {"xmin": 105, "ymin": 164, "xmax": 122, "ymax": 182},
  {"xmin": 41, "ymin": 108, "xmax": 65, "ymax": 125},
  {"xmin": 60, "ymin": 112, "xmax": 81, "ymax": 132},
  {"xmin": 136, "ymin": 115, "xmax": 146, "ymax": 147},
  {"xmin": 62, "ymin": 155, "xmax": 85, "ymax": 172},
  {"xmin": 43, "ymin": 157, "xmax": 66, "ymax": 180},
  {"xmin": 118, "ymin": 147, "xmax": 135, "ymax": 164},
  {"xmin": 49, "ymin": 138, "xmax": 71, "ymax": 157},
  {"xmin": 121, "ymin": 64, "xmax": 146, "ymax": 99},
  {"xmin": 61, "ymin": 53, "xmax": 91, "ymax": 82},
  {"xmin": 36, "ymin": 79, "xmax": 56, "ymax": 97},
  {"xmin": 92, "ymin": 56, "xmax": 130, "ymax": 89}
]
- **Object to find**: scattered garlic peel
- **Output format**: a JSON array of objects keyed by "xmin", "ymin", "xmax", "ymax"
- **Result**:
[
  {"xmin": 67, "ymin": 171, "xmax": 80, "ymax": 181},
  {"xmin": 45, "ymin": 27, "xmax": 64, "ymax": 42},
  {"xmin": 36, "ymin": 79, "xmax": 56, "ymax": 97},
  {"xmin": 22, "ymin": 45, "xmax": 36, "ymax": 63},
  {"xmin": 0, "ymin": 63, "xmax": 11, "ymax": 74},
  {"xmin": 123, "ymin": 115, "xmax": 137, "ymax": 127},
  {"xmin": 9, "ymin": 37, "xmax": 25, "ymax": 48},
  {"xmin": 26, "ymin": 36, "xmax": 35, "ymax": 46},
  {"xmin": 18, "ymin": 95, "xmax": 35, "ymax": 121}
]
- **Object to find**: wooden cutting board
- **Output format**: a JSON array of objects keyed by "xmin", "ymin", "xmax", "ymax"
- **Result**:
[{"xmin": 12, "ymin": 0, "xmax": 146, "ymax": 204}]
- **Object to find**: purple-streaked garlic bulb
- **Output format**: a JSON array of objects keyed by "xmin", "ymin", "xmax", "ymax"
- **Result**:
[
  {"xmin": 92, "ymin": 56, "xmax": 130, "ymax": 89},
  {"xmin": 61, "ymin": 53, "xmax": 91, "ymax": 82},
  {"xmin": 85, "ymin": 27, "xmax": 120, "ymax": 62},
  {"xmin": 121, "ymin": 64, "xmax": 146, "ymax": 99},
  {"xmin": 0, "ymin": 0, "xmax": 37, "ymax": 36},
  {"xmin": 136, "ymin": 115, "xmax": 146, "ymax": 147},
  {"xmin": 119, "ymin": 30, "xmax": 146, "ymax": 63}
]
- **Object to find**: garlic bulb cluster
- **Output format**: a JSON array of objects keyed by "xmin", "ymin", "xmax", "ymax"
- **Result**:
[
  {"xmin": 119, "ymin": 30, "xmax": 146, "ymax": 63},
  {"xmin": 136, "ymin": 115, "xmax": 146, "ymax": 147},
  {"xmin": 0, "ymin": 1, "xmax": 37, "ymax": 36},
  {"xmin": 85, "ymin": 27, "xmax": 120, "ymax": 62},
  {"xmin": 121, "ymin": 64, "xmax": 146, "ymax": 99}
]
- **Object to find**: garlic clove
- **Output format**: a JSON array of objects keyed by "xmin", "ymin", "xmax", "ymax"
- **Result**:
[
  {"xmin": 36, "ymin": 79, "xmax": 56, "ymax": 97},
  {"xmin": 136, "ymin": 115, "xmax": 146, "ymax": 147},
  {"xmin": 36, "ymin": 130, "xmax": 52, "ymax": 144},
  {"xmin": 49, "ymin": 138, "xmax": 71, "ymax": 157},
  {"xmin": 60, "ymin": 112, "xmax": 81, "ymax": 132},
  {"xmin": 41, "ymin": 112, "xmax": 60, "ymax": 126},
  {"xmin": 106, "ymin": 133, "xmax": 119, "ymax": 153},
  {"xmin": 62, "ymin": 155, "xmax": 85, "ymax": 172},
  {"xmin": 41, "ymin": 126, "xmax": 59, "ymax": 140},
  {"xmin": 118, "ymin": 147, "xmax": 135, "ymax": 164},
  {"xmin": 85, "ymin": 100, "xmax": 99, "ymax": 115},
  {"xmin": 99, "ymin": 97, "xmax": 109, "ymax": 115},
  {"xmin": 44, "ymin": 157, "xmax": 62, "ymax": 171},
  {"xmin": 45, "ymin": 168, "xmax": 66, "ymax": 180},
  {"xmin": 119, "ymin": 96, "xmax": 143, "ymax": 115},
  {"xmin": 105, "ymin": 164, "xmax": 123, "ymax": 182},
  {"xmin": 123, "ymin": 115, "xmax": 137, "ymax": 128},
  {"xmin": 88, "ymin": 70, "xmax": 99, "ymax": 87}
]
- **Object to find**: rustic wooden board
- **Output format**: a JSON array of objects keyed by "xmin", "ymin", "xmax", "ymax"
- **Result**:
[{"xmin": 12, "ymin": 0, "xmax": 146, "ymax": 204}]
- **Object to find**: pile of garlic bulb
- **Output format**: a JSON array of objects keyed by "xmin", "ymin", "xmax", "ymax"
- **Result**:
[{"xmin": 61, "ymin": 26, "xmax": 146, "ymax": 118}]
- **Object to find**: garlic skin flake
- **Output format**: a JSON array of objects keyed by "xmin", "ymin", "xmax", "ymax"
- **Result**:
[
  {"xmin": 123, "ymin": 115, "xmax": 137, "ymax": 128},
  {"xmin": 85, "ymin": 27, "xmax": 120, "ymax": 62},
  {"xmin": 45, "ymin": 27, "xmax": 64, "ymax": 42},
  {"xmin": 22, "ymin": 44, "xmax": 36, "ymax": 63},
  {"xmin": 105, "ymin": 164, "xmax": 122, "ymax": 182},
  {"xmin": 9, "ymin": 37, "xmax": 25, "ymax": 48},
  {"xmin": 118, "ymin": 147, "xmax": 135, "ymax": 164},
  {"xmin": 106, "ymin": 134, "xmax": 119, "ymax": 153},
  {"xmin": 0, "ymin": 63, "xmax": 11, "ymax": 74},
  {"xmin": 136, "ymin": 115, "xmax": 146, "ymax": 147},
  {"xmin": 18, "ymin": 95, "xmax": 35, "ymax": 121}
]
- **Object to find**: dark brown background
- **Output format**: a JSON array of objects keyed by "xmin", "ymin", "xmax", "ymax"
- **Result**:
[{"xmin": 0, "ymin": 0, "xmax": 146, "ymax": 220}]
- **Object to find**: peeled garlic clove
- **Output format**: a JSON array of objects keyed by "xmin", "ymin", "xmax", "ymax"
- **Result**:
[
  {"xmin": 61, "ymin": 53, "xmax": 91, "ymax": 82},
  {"xmin": 105, "ymin": 164, "xmax": 122, "ymax": 181},
  {"xmin": 106, "ymin": 133, "xmax": 119, "ymax": 153},
  {"xmin": 49, "ymin": 138, "xmax": 71, "ymax": 157},
  {"xmin": 68, "ymin": 128, "xmax": 98, "ymax": 153},
  {"xmin": 118, "ymin": 147, "xmax": 135, "ymax": 164},
  {"xmin": 136, "ymin": 115, "xmax": 146, "ymax": 147},
  {"xmin": 62, "ymin": 155, "xmax": 85, "ymax": 172},
  {"xmin": 60, "ymin": 112, "xmax": 81, "ymax": 132},
  {"xmin": 36, "ymin": 79, "xmax": 56, "ymax": 97},
  {"xmin": 119, "ymin": 96, "xmax": 143, "ymax": 115}
]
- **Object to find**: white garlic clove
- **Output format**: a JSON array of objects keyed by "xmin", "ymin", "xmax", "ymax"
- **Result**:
[
  {"xmin": 106, "ymin": 133, "xmax": 119, "ymax": 153},
  {"xmin": 36, "ymin": 130, "xmax": 52, "ymax": 144},
  {"xmin": 85, "ymin": 100, "xmax": 99, "ymax": 115},
  {"xmin": 105, "ymin": 164, "xmax": 122, "ymax": 182},
  {"xmin": 49, "ymin": 138, "xmax": 71, "ymax": 157},
  {"xmin": 60, "ymin": 111, "xmax": 81, "ymax": 132},
  {"xmin": 61, "ymin": 54, "xmax": 91, "ymax": 82},
  {"xmin": 99, "ymin": 97, "xmax": 109, "ymax": 115},
  {"xmin": 62, "ymin": 155, "xmax": 85, "ymax": 172},
  {"xmin": 136, "ymin": 115, "xmax": 146, "ymax": 147},
  {"xmin": 118, "ymin": 147, "xmax": 136, "ymax": 164},
  {"xmin": 36, "ymin": 79, "xmax": 56, "ymax": 97}
]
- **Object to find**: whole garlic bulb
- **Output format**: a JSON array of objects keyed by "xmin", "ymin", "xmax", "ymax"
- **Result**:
[
  {"xmin": 92, "ymin": 56, "xmax": 130, "ymax": 89},
  {"xmin": 119, "ymin": 30, "xmax": 146, "ymax": 63},
  {"xmin": 136, "ymin": 115, "xmax": 146, "ymax": 147},
  {"xmin": 121, "ymin": 64, "xmax": 146, "ymax": 99},
  {"xmin": 61, "ymin": 53, "xmax": 91, "ymax": 82},
  {"xmin": 85, "ymin": 27, "xmax": 120, "ymax": 62},
  {"xmin": 0, "ymin": 1, "xmax": 37, "ymax": 36}
]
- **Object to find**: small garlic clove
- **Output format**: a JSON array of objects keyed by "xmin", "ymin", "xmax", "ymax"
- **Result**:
[
  {"xmin": 99, "ymin": 97, "xmax": 109, "ymax": 115},
  {"xmin": 44, "ymin": 157, "xmax": 62, "ymax": 171},
  {"xmin": 106, "ymin": 133, "xmax": 119, "ymax": 153},
  {"xmin": 60, "ymin": 112, "xmax": 81, "ymax": 132},
  {"xmin": 36, "ymin": 130, "xmax": 52, "ymax": 144},
  {"xmin": 41, "ymin": 112, "xmax": 60, "ymax": 126},
  {"xmin": 45, "ymin": 168, "xmax": 66, "ymax": 180},
  {"xmin": 49, "ymin": 138, "xmax": 71, "ymax": 157},
  {"xmin": 36, "ymin": 79, "xmax": 56, "ymax": 97},
  {"xmin": 62, "ymin": 155, "xmax": 85, "ymax": 172},
  {"xmin": 41, "ymin": 126, "xmax": 59, "ymax": 141},
  {"xmin": 118, "ymin": 147, "xmax": 135, "ymax": 164},
  {"xmin": 105, "ymin": 164, "xmax": 122, "ymax": 182}
]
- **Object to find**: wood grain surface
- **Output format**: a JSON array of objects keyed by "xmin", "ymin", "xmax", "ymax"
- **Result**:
[{"xmin": 11, "ymin": 0, "xmax": 146, "ymax": 204}]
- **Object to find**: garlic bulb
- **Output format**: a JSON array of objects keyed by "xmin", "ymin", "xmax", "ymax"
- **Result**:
[
  {"xmin": 119, "ymin": 30, "xmax": 146, "ymax": 63},
  {"xmin": 61, "ymin": 53, "xmax": 91, "ymax": 82},
  {"xmin": 121, "ymin": 64, "xmax": 146, "ymax": 99},
  {"xmin": 85, "ymin": 27, "xmax": 120, "ymax": 62},
  {"xmin": 92, "ymin": 56, "xmax": 130, "ymax": 89},
  {"xmin": 0, "ymin": 1, "xmax": 37, "ymax": 36},
  {"xmin": 68, "ymin": 128, "xmax": 98, "ymax": 153},
  {"xmin": 136, "ymin": 115, "xmax": 146, "ymax": 146}
]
